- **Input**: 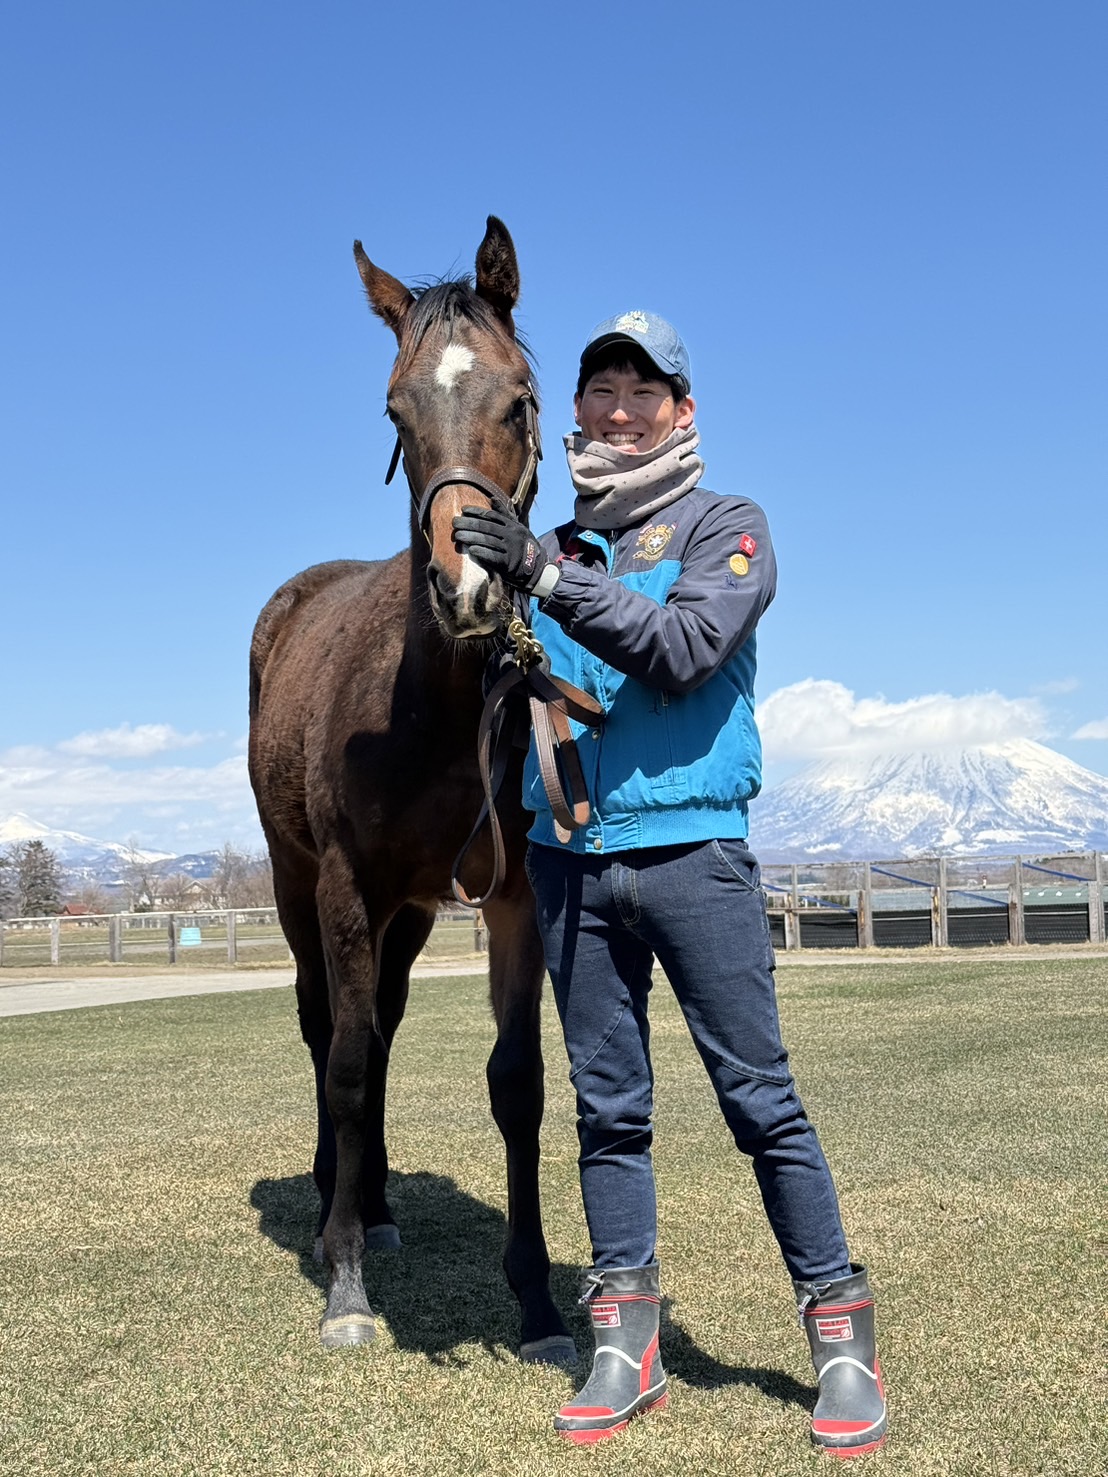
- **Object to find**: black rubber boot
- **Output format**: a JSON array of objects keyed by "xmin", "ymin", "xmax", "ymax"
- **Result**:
[
  {"xmin": 554, "ymin": 1264, "xmax": 668, "ymax": 1444},
  {"xmin": 795, "ymin": 1264, "xmax": 887, "ymax": 1457}
]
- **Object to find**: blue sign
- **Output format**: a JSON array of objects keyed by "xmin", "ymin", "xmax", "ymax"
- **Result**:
[{"xmin": 179, "ymin": 926, "xmax": 202, "ymax": 947}]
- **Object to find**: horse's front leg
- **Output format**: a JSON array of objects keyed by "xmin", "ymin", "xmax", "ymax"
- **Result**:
[
  {"xmin": 314, "ymin": 849, "xmax": 387, "ymax": 1348},
  {"xmin": 483, "ymin": 888, "xmax": 575, "ymax": 1367}
]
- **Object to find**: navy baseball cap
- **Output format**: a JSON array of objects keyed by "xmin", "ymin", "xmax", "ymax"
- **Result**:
[{"xmin": 580, "ymin": 310, "xmax": 692, "ymax": 390}]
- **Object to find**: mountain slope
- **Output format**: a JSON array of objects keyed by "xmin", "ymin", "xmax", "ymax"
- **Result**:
[
  {"xmin": 0, "ymin": 813, "xmax": 173, "ymax": 877},
  {"xmin": 750, "ymin": 740, "xmax": 1108, "ymax": 860}
]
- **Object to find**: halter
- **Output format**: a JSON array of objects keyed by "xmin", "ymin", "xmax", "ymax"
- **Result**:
[
  {"xmin": 382, "ymin": 379, "xmax": 600, "ymax": 905},
  {"xmin": 384, "ymin": 384, "xmax": 542, "ymax": 540}
]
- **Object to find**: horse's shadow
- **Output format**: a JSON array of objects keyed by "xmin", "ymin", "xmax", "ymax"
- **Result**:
[{"xmin": 249, "ymin": 1170, "xmax": 812, "ymax": 1405}]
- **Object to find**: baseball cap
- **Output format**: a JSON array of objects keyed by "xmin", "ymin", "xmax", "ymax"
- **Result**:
[{"xmin": 579, "ymin": 310, "xmax": 691, "ymax": 390}]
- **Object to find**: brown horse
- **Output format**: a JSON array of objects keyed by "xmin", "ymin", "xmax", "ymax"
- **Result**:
[{"xmin": 248, "ymin": 218, "xmax": 573, "ymax": 1364}]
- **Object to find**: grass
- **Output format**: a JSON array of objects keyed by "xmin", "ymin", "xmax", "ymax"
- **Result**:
[{"xmin": 0, "ymin": 955, "xmax": 1104, "ymax": 1475}]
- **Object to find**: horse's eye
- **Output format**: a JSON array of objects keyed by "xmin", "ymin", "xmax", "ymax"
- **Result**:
[
  {"xmin": 386, "ymin": 406, "xmax": 407, "ymax": 432},
  {"xmin": 506, "ymin": 396, "xmax": 528, "ymax": 424}
]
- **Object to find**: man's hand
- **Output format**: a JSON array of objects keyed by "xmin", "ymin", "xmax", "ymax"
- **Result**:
[{"xmin": 452, "ymin": 506, "xmax": 555, "ymax": 594}]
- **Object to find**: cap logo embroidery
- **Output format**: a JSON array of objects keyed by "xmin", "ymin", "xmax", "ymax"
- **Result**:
[
  {"xmin": 635, "ymin": 523, "xmax": 675, "ymax": 560},
  {"xmin": 614, "ymin": 311, "xmax": 651, "ymax": 335}
]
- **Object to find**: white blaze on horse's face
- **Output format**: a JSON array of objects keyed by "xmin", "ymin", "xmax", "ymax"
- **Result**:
[{"xmin": 434, "ymin": 344, "xmax": 476, "ymax": 393}]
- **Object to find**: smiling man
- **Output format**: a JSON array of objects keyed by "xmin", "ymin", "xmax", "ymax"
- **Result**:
[{"xmin": 453, "ymin": 312, "xmax": 887, "ymax": 1457}]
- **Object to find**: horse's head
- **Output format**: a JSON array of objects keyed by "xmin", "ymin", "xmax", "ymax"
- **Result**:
[{"xmin": 354, "ymin": 217, "xmax": 539, "ymax": 640}]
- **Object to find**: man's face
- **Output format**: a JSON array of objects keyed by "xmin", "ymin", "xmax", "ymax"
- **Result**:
[{"xmin": 574, "ymin": 366, "xmax": 696, "ymax": 454}]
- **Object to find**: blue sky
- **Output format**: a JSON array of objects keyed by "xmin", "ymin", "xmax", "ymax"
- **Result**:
[{"xmin": 2, "ymin": 1, "xmax": 1106, "ymax": 853}]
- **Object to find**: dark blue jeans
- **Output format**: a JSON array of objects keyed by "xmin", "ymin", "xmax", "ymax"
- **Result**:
[{"xmin": 526, "ymin": 838, "xmax": 852, "ymax": 1283}]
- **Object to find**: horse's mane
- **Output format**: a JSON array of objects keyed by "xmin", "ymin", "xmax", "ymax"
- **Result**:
[{"xmin": 395, "ymin": 277, "xmax": 536, "ymax": 387}]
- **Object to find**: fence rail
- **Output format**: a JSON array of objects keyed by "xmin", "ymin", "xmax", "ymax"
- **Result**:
[
  {"xmin": 0, "ymin": 907, "xmax": 487, "ymax": 970},
  {"xmin": 761, "ymin": 850, "xmax": 1106, "ymax": 951},
  {"xmin": 2, "ymin": 850, "xmax": 1105, "ymax": 966}
]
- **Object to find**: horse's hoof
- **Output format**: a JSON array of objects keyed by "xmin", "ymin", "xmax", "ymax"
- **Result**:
[
  {"xmin": 520, "ymin": 1335, "xmax": 577, "ymax": 1368},
  {"xmin": 319, "ymin": 1312, "xmax": 377, "ymax": 1349},
  {"xmin": 364, "ymin": 1223, "xmax": 402, "ymax": 1251},
  {"xmin": 312, "ymin": 1236, "xmax": 325, "ymax": 1265}
]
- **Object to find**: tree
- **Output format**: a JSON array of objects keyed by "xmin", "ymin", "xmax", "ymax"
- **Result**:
[
  {"xmin": 202, "ymin": 844, "xmax": 275, "ymax": 910},
  {"xmin": 0, "ymin": 849, "xmax": 16, "ymax": 920},
  {"xmin": 67, "ymin": 880, "xmax": 115, "ymax": 916},
  {"xmin": 11, "ymin": 840, "xmax": 64, "ymax": 917},
  {"xmin": 121, "ymin": 839, "xmax": 159, "ymax": 913}
]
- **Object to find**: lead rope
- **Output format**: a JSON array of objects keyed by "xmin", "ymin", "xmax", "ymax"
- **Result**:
[{"xmin": 451, "ymin": 592, "xmax": 603, "ymax": 909}]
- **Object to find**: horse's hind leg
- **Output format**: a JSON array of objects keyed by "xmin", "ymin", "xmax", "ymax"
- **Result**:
[
  {"xmin": 483, "ymin": 890, "xmax": 575, "ymax": 1367},
  {"xmin": 359, "ymin": 902, "xmax": 433, "ymax": 1248},
  {"xmin": 271, "ymin": 853, "xmax": 334, "ymax": 1257}
]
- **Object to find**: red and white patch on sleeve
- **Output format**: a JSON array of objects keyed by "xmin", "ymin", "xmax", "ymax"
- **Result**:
[{"xmin": 738, "ymin": 533, "xmax": 757, "ymax": 557}]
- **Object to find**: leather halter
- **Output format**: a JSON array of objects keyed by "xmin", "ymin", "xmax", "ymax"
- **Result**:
[
  {"xmin": 385, "ymin": 384, "xmax": 542, "ymax": 539},
  {"xmin": 382, "ymin": 381, "xmax": 602, "ymax": 906}
]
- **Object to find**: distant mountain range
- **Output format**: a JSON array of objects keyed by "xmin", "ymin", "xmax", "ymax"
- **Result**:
[
  {"xmin": 4, "ymin": 737, "xmax": 1108, "ymax": 881},
  {"xmin": 750, "ymin": 739, "xmax": 1108, "ymax": 861},
  {"xmin": 0, "ymin": 813, "xmax": 213, "ymax": 884}
]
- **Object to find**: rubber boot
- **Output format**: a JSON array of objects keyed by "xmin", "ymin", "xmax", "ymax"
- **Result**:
[
  {"xmin": 795, "ymin": 1264, "xmax": 887, "ymax": 1457},
  {"xmin": 554, "ymin": 1264, "xmax": 668, "ymax": 1444}
]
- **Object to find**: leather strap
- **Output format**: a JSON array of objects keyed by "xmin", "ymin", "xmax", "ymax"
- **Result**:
[{"xmin": 451, "ymin": 665, "xmax": 603, "ymax": 908}]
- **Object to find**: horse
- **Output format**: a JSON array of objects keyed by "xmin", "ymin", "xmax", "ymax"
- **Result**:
[{"xmin": 247, "ymin": 217, "xmax": 574, "ymax": 1365}]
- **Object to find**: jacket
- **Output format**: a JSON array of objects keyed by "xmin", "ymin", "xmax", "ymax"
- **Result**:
[{"xmin": 524, "ymin": 485, "xmax": 777, "ymax": 853}]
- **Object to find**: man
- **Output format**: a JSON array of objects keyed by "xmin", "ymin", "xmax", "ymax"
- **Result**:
[{"xmin": 453, "ymin": 311, "xmax": 887, "ymax": 1456}]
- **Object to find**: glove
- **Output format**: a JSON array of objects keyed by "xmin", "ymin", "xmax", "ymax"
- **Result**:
[{"xmin": 452, "ymin": 505, "xmax": 553, "ymax": 594}]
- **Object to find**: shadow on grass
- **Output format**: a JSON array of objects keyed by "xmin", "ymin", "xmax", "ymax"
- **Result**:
[{"xmin": 250, "ymin": 1171, "xmax": 809, "ymax": 1405}]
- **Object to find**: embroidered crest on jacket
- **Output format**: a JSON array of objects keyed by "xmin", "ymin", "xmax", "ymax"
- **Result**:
[{"xmin": 635, "ymin": 523, "xmax": 676, "ymax": 560}]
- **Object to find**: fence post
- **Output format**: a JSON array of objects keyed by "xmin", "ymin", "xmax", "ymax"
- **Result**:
[
  {"xmin": 50, "ymin": 916, "xmax": 61, "ymax": 966},
  {"xmin": 858, "ymin": 862, "xmax": 874, "ymax": 948},
  {"xmin": 934, "ymin": 857, "xmax": 949, "ymax": 947},
  {"xmin": 1009, "ymin": 856, "xmax": 1026, "ymax": 945},
  {"xmin": 226, "ymin": 909, "xmax": 238, "ymax": 964},
  {"xmin": 109, "ymin": 914, "xmax": 122, "ymax": 963},
  {"xmin": 473, "ymin": 910, "xmax": 487, "ymax": 953},
  {"xmin": 0, "ymin": 921, "xmax": 4, "ymax": 967},
  {"xmin": 1088, "ymin": 853, "xmax": 1104, "ymax": 945},
  {"xmin": 167, "ymin": 913, "xmax": 177, "ymax": 965}
]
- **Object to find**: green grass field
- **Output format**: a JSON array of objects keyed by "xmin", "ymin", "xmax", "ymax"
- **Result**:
[{"xmin": 1, "ymin": 955, "xmax": 1104, "ymax": 1476}]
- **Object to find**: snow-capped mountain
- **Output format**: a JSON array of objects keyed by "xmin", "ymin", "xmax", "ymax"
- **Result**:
[
  {"xmin": 750, "ymin": 740, "xmax": 1108, "ymax": 861},
  {"xmin": 0, "ymin": 813, "xmax": 174, "ymax": 880}
]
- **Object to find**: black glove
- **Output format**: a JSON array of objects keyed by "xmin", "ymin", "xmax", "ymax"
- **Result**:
[{"xmin": 452, "ymin": 505, "xmax": 552, "ymax": 594}]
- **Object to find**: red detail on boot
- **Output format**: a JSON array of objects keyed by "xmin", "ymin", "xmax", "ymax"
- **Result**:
[
  {"xmin": 814, "ymin": 1420, "xmax": 878, "ymax": 1436},
  {"xmin": 557, "ymin": 1393, "xmax": 668, "ymax": 1445},
  {"xmin": 805, "ymin": 1298, "xmax": 872, "ymax": 1317},
  {"xmin": 591, "ymin": 1302, "xmax": 621, "ymax": 1327},
  {"xmin": 639, "ymin": 1332, "xmax": 660, "ymax": 1393},
  {"xmin": 822, "ymin": 1435, "xmax": 887, "ymax": 1460},
  {"xmin": 814, "ymin": 1315, "xmax": 854, "ymax": 1342}
]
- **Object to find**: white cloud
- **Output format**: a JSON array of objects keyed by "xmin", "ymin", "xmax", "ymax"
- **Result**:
[
  {"xmin": 57, "ymin": 723, "xmax": 207, "ymax": 759},
  {"xmin": 1031, "ymin": 677, "xmax": 1080, "ymax": 695},
  {"xmin": 1073, "ymin": 718, "xmax": 1108, "ymax": 740},
  {"xmin": 0, "ymin": 746, "xmax": 260, "ymax": 852},
  {"xmin": 759, "ymin": 679, "xmax": 1049, "ymax": 762}
]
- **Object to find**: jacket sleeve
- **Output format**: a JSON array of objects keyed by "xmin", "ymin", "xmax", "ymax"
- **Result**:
[{"xmin": 536, "ymin": 497, "xmax": 777, "ymax": 693}]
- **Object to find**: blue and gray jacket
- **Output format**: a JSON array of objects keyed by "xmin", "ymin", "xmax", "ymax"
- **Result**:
[{"xmin": 524, "ymin": 486, "xmax": 777, "ymax": 853}]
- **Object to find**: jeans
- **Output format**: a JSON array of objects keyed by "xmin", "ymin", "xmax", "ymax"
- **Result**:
[{"xmin": 526, "ymin": 837, "xmax": 852, "ymax": 1283}]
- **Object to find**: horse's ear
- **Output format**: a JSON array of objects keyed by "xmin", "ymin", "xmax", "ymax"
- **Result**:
[
  {"xmin": 475, "ymin": 215, "xmax": 520, "ymax": 324},
  {"xmin": 353, "ymin": 242, "xmax": 415, "ymax": 339}
]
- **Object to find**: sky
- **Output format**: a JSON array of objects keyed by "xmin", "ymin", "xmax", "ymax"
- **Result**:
[{"xmin": 2, "ymin": 0, "xmax": 1106, "ymax": 854}]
